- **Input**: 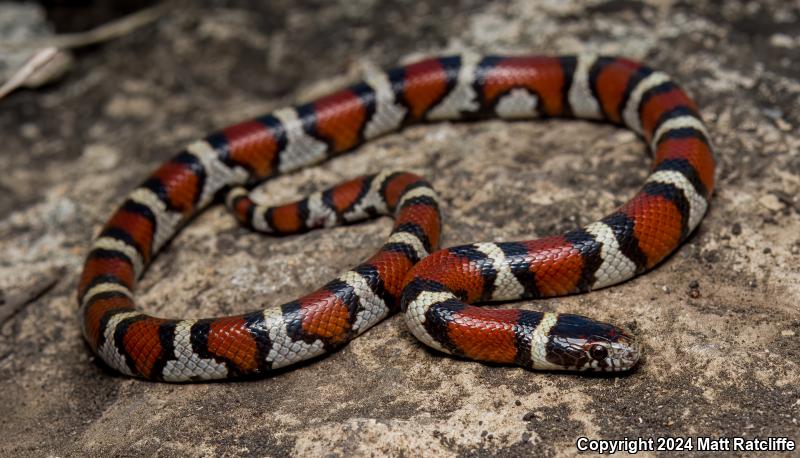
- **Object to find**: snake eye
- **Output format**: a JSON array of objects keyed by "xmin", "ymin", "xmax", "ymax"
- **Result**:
[{"xmin": 589, "ymin": 344, "xmax": 608, "ymax": 361}]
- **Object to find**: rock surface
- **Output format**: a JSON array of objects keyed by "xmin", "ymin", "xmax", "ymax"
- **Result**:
[{"xmin": 1, "ymin": 0, "xmax": 798, "ymax": 456}]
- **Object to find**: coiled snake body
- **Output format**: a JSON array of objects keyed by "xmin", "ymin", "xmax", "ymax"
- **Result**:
[{"xmin": 78, "ymin": 54, "xmax": 715, "ymax": 381}]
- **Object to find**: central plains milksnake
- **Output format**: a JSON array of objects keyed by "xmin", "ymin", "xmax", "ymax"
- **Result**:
[{"xmin": 78, "ymin": 54, "xmax": 714, "ymax": 381}]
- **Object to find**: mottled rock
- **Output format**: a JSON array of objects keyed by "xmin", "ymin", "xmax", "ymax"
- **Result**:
[{"xmin": 1, "ymin": 0, "xmax": 798, "ymax": 456}]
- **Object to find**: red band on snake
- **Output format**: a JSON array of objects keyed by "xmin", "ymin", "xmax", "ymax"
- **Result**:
[{"xmin": 78, "ymin": 54, "xmax": 714, "ymax": 381}]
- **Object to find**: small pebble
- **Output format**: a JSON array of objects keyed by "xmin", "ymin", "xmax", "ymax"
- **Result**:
[{"xmin": 759, "ymin": 194, "xmax": 784, "ymax": 211}]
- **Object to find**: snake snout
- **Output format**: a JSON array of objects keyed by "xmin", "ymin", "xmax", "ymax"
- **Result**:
[{"xmin": 608, "ymin": 333, "xmax": 641, "ymax": 372}]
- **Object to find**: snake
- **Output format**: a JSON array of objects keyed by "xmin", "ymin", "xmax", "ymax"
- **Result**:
[{"xmin": 78, "ymin": 54, "xmax": 715, "ymax": 381}]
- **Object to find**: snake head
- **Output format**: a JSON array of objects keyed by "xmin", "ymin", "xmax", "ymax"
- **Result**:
[
  {"xmin": 544, "ymin": 314, "xmax": 641, "ymax": 372},
  {"xmin": 580, "ymin": 328, "xmax": 640, "ymax": 372}
]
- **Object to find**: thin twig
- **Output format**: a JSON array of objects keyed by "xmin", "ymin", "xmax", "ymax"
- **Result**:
[
  {"xmin": 0, "ymin": 2, "xmax": 173, "ymax": 100},
  {"xmin": 0, "ymin": 2, "xmax": 173, "ymax": 52},
  {"xmin": 0, "ymin": 47, "xmax": 61, "ymax": 99}
]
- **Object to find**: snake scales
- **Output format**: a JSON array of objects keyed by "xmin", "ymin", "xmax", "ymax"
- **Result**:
[{"xmin": 78, "ymin": 54, "xmax": 714, "ymax": 381}]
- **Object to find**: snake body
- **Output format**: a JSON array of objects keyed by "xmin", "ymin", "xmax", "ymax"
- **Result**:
[{"xmin": 78, "ymin": 54, "xmax": 714, "ymax": 381}]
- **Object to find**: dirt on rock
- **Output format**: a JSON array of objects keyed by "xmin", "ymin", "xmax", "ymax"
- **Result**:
[{"xmin": 1, "ymin": 0, "xmax": 798, "ymax": 456}]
